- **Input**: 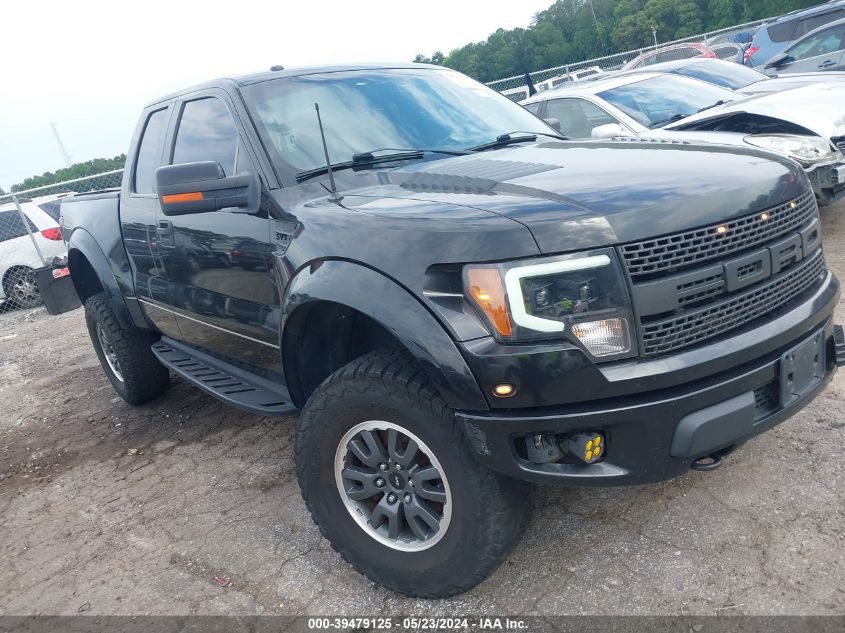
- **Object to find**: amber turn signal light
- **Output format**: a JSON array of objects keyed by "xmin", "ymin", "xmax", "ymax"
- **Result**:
[
  {"xmin": 162, "ymin": 191, "xmax": 204, "ymax": 204},
  {"xmin": 466, "ymin": 268, "xmax": 513, "ymax": 337}
]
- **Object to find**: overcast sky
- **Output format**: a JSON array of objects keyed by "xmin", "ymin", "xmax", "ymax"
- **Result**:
[{"xmin": 0, "ymin": 0, "xmax": 552, "ymax": 190}]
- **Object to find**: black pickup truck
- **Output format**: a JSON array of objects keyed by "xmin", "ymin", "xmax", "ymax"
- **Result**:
[{"xmin": 58, "ymin": 63, "xmax": 844, "ymax": 597}]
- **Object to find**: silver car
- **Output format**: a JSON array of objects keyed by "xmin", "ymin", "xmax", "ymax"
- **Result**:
[
  {"xmin": 763, "ymin": 16, "xmax": 845, "ymax": 75},
  {"xmin": 521, "ymin": 72, "xmax": 845, "ymax": 205}
]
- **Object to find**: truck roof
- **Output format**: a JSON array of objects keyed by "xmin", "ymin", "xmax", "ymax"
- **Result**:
[{"xmin": 147, "ymin": 62, "xmax": 442, "ymax": 106}]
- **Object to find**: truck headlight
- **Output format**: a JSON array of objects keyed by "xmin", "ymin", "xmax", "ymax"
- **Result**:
[
  {"xmin": 464, "ymin": 249, "xmax": 635, "ymax": 358},
  {"xmin": 744, "ymin": 134, "xmax": 838, "ymax": 166}
]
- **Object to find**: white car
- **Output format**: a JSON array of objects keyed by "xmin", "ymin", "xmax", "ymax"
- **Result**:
[
  {"xmin": 500, "ymin": 67, "xmax": 604, "ymax": 102},
  {"xmin": 521, "ymin": 72, "xmax": 845, "ymax": 205},
  {"xmin": 0, "ymin": 194, "xmax": 70, "ymax": 309}
]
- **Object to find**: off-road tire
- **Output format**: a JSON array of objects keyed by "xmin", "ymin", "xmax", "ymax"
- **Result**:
[
  {"xmin": 84, "ymin": 292, "xmax": 170, "ymax": 405},
  {"xmin": 295, "ymin": 348, "xmax": 531, "ymax": 598},
  {"xmin": 3, "ymin": 267, "xmax": 42, "ymax": 309}
]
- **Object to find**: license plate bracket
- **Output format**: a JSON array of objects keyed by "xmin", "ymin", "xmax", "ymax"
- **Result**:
[{"xmin": 781, "ymin": 329, "xmax": 825, "ymax": 407}]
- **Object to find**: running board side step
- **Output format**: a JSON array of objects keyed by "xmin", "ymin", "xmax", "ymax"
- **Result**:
[{"xmin": 152, "ymin": 337, "xmax": 297, "ymax": 416}]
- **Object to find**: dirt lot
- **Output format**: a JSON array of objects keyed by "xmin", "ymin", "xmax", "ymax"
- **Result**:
[{"xmin": 1, "ymin": 205, "xmax": 844, "ymax": 617}]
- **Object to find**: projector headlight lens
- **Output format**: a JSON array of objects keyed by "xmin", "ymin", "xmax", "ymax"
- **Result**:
[{"xmin": 464, "ymin": 248, "xmax": 635, "ymax": 359}]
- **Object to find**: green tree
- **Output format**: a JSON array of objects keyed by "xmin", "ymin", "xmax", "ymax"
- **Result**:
[
  {"xmin": 11, "ymin": 155, "xmax": 126, "ymax": 193},
  {"xmin": 428, "ymin": 0, "xmax": 822, "ymax": 83}
]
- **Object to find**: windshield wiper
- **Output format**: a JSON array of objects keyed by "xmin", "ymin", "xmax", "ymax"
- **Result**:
[
  {"xmin": 468, "ymin": 130, "xmax": 569, "ymax": 152},
  {"xmin": 695, "ymin": 99, "xmax": 729, "ymax": 114},
  {"xmin": 649, "ymin": 113, "xmax": 688, "ymax": 129},
  {"xmin": 296, "ymin": 148, "xmax": 469, "ymax": 183}
]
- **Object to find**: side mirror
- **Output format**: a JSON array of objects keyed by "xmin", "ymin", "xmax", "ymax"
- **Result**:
[
  {"xmin": 765, "ymin": 53, "xmax": 793, "ymax": 69},
  {"xmin": 155, "ymin": 161, "xmax": 260, "ymax": 216},
  {"xmin": 543, "ymin": 117, "xmax": 562, "ymax": 133},
  {"xmin": 591, "ymin": 123, "xmax": 628, "ymax": 139}
]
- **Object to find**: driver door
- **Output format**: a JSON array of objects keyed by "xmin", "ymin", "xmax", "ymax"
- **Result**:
[{"xmin": 156, "ymin": 91, "xmax": 279, "ymax": 370}]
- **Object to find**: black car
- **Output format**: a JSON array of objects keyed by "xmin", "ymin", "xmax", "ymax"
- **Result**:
[{"xmin": 55, "ymin": 63, "xmax": 843, "ymax": 598}]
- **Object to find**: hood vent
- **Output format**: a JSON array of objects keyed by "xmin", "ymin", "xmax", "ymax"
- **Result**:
[{"xmin": 396, "ymin": 158, "xmax": 558, "ymax": 195}]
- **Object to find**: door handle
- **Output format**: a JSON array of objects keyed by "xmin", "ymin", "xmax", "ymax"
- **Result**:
[{"xmin": 818, "ymin": 60, "xmax": 836, "ymax": 68}]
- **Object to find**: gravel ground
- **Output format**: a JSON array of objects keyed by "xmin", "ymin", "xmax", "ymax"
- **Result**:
[{"xmin": 0, "ymin": 203, "xmax": 843, "ymax": 617}]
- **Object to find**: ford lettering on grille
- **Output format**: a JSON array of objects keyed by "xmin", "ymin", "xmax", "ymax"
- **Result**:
[{"xmin": 620, "ymin": 191, "xmax": 827, "ymax": 357}]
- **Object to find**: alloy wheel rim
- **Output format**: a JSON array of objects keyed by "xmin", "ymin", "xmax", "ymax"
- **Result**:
[
  {"xmin": 334, "ymin": 420, "xmax": 452, "ymax": 552},
  {"xmin": 12, "ymin": 274, "xmax": 38, "ymax": 302},
  {"xmin": 96, "ymin": 323, "xmax": 124, "ymax": 382}
]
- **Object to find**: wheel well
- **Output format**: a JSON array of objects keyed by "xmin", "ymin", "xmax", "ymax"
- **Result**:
[
  {"xmin": 67, "ymin": 249, "xmax": 104, "ymax": 304},
  {"xmin": 283, "ymin": 301, "xmax": 404, "ymax": 408}
]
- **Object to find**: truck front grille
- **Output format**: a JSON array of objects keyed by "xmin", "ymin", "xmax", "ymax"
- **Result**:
[
  {"xmin": 620, "ymin": 190, "xmax": 816, "ymax": 282},
  {"xmin": 622, "ymin": 190, "xmax": 827, "ymax": 358},
  {"xmin": 640, "ymin": 250, "xmax": 825, "ymax": 356}
]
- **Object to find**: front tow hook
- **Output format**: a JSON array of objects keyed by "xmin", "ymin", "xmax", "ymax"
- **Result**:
[{"xmin": 690, "ymin": 454, "xmax": 723, "ymax": 472}]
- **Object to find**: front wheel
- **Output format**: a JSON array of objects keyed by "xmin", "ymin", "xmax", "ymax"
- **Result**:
[{"xmin": 295, "ymin": 348, "xmax": 531, "ymax": 597}]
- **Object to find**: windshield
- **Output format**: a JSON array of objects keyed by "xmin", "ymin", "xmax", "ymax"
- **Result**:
[
  {"xmin": 674, "ymin": 60, "xmax": 768, "ymax": 89},
  {"xmin": 241, "ymin": 68, "xmax": 553, "ymax": 175},
  {"xmin": 598, "ymin": 75, "xmax": 738, "ymax": 128}
]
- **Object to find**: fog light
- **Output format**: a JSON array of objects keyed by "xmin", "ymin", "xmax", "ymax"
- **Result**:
[
  {"xmin": 566, "ymin": 432, "xmax": 604, "ymax": 463},
  {"xmin": 493, "ymin": 383, "xmax": 515, "ymax": 397},
  {"xmin": 571, "ymin": 318, "xmax": 631, "ymax": 356}
]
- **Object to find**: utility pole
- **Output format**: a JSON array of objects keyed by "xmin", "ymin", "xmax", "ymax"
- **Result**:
[
  {"xmin": 652, "ymin": 25, "xmax": 658, "ymax": 47},
  {"xmin": 50, "ymin": 122, "xmax": 73, "ymax": 168}
]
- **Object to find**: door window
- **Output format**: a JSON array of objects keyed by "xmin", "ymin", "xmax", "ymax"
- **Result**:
[
  {"xmin": 546, "ymin": 98, "xmax": 618, "ymax": 138},
  {"xmin": 172, "ymin": 98, "xmax": 239, "ymax": 175},
  {"xmin": 789, "ymin": 23, "xmax": 845, "ymax": 60},
  {"xmin": 133, "ymin": 108, "xmax": 169, "ymax": 194}
]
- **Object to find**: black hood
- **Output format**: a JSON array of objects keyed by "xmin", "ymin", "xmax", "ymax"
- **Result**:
[{"xmin": 338, "ymin": 140, "xmax": 807, "ymax": 254}]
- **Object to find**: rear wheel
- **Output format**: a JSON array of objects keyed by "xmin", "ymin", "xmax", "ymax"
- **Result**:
[
  {"xmin": 85, "ymin": 293, "xmax": 170, "ymax": 405},
  {"xmin": 295, "ymin": 348, "xmax": 531, "ymax": 597},
  {"xmin": 3, "ymin": 267, "xmax": 42, "ymax": 309}
]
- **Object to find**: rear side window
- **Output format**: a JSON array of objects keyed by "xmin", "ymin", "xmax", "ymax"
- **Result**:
[
  {"xmin": 0, "ymin": 210, "xmax": 37, "ymax": 242},
  {"xmin": 133, "ymin": 108, "xmax": 169, "ymax": 194},
  {"xmin": 172, "ymin": 98, "xmax": 239, "ymax": 175},
  {"xmin": 37, "ymin": 200, "xmax": 62, "ymax": 222},
  {"xmin": 795, "ymin": 10, "xmax": 845, "ymax": 38},
  {"xmin": 767, "ymin": 20, "xmax": 798, "ymax": 43}
]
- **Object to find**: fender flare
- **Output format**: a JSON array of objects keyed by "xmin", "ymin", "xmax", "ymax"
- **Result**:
[
  {"xmin": 66, "ymin": 228, "xmax": 141, "ymax": 329},
  {"xmin": 281, "ymin": 260, "xmax": 489, "ymax": 412}
]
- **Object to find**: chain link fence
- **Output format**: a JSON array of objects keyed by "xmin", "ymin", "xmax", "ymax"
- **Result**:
[
  {"xmin": 0, "ymin": 170, "xmax": 123, "ymax": 314},
  {"xmin": 486, "ymin": 18, "xmax": 771, "ymax": 100}
]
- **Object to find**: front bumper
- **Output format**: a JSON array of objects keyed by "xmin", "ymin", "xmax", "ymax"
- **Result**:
[{"xmin": 459, "ymin": 320, "xmax": 840, "ymax": 486}]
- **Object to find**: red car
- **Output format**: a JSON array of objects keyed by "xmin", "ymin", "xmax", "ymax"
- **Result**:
[{"xmin": 622, "ymin": 42, "xmax": 717, "ymax": 70}]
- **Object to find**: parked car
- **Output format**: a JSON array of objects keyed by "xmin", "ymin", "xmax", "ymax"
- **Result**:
[
  {"xmin": 0, "ymin": 194, "xmax": 69, "ymax": 308},
  {"xmin": 617, "ymin": 57, "xmax": 845, "ymax": 95},
  {"xmin": 521, "ymin": 72, "xmax": 845, "ymax": 205},
  {"xmin": 538, "ymin": 66, "xmax": 603, "ymax": 91},
  {"xmin": 740, "ymin": 0, "xmax": 845, "ymax": 66},
  {"xmin": 501, "ymin": 67, "xmax": 605, "ymax": 101},
  {"xmin": 55, "ymin": 63, "xmax": 843, "ymax": 598},
  {"xmin": 501, "ymin": 84, "xmax": 530, "ymax": 102},
  {"xmin": 621, "ymin": 42, "xmax": 716, "ymax": 70},
  {"xmin": 762, "ymin": 16, "xmax": 845, "ymax": 74}
]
